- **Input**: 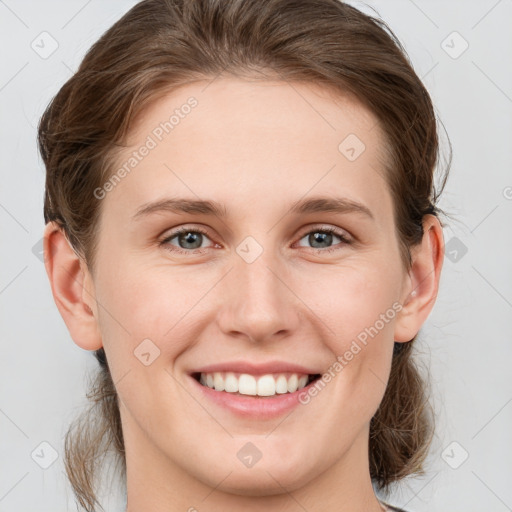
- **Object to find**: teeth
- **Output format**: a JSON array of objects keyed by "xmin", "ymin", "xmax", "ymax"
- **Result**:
[
  {"xmin": 287, "ymin": 374, "xmax": 298, "ymax": 393},
  {"xmin": 198, "ymin": 371, "xmax": 312, "ymax": 396},
  {"xmin": 213, "ymin": 372, "xmax": 225, "ymax": 391},
  {"xmin": 224, "ymin": 372, "xmax": 238, "ymax": 393},
  {"xmin": 257, "ymin": 374, "xmax": 276, "ymax": 396},
  {"xmin": 239, "ymin": 374, "xmax": 257, "ymax": 395},
  {"xmin": 275, "ymin": 375, "xmax": 288, "ymax": 394}
]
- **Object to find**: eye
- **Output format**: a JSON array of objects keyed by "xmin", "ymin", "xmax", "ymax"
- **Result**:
[
  {"xmin": 159, "ymin": 224, "xmax": 352, "ymax": 256},
  {"xmin": 159, "ymin": 226, "xmax": 216, "ymax": 255},
  {"xmin": 294, "ymin": 225, "xmax": 352, "ymax": 253}
]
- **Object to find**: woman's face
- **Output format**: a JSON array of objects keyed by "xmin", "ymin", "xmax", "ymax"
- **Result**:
[{"xmin": 86, "ymin": 77, "xmax": 416, "ymax": 496}]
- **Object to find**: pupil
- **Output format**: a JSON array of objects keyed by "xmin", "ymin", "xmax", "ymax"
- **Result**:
[
  {"xmin": 310, "ymin": 232, "xmax": 332, "ymax": 248},
  {"xmin": 180, "ymin": 232, "xmax": 202, "ymax": 249}
]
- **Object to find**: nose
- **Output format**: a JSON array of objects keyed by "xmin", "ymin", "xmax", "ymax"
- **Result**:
[{"xmin": 216, "ymin": 248, "xmax": 301, "ymax": 344}]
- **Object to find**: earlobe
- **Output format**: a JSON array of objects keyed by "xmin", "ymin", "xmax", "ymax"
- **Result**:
[
  {"xmin": 394, "ymin": 214, "xmax": 444, "ymax": 343},
  {"xmin": 43, "ymin": 222, "xmax": 103, "ymax": 351}
]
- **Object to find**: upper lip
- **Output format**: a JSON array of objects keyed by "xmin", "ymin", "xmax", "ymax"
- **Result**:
[{"xmin": 190, "ymin": 360, "xmax": 321, "ymax": 376}]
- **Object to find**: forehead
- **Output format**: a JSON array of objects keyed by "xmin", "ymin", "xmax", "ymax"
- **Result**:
[{"xmin": 103, "ymin": 77, "xmax": 393, "ymax": 228}]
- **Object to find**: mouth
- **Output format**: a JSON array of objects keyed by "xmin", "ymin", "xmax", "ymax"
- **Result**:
[{"xmin": 191, "ymin": 371, "xmax": 322, "ymax": 398}]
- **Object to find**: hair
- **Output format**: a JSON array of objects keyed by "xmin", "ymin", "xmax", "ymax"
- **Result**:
[{"xmin": 38, "ymin": 0, "xmax": 452, "ymax": 510}]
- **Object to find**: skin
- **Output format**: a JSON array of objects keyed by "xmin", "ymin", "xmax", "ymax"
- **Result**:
[{"xmin": 44, "ymin": 77, "xmax": 444, "ymax": 512}]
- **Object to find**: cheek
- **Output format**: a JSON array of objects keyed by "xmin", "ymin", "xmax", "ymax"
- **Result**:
[
  {"xmin": 94, "ymin": 258, "xmax": 212, "ymax": 373},
  {"xmin": 92, "ymin": 263, "xmax": 197, "ymax": 438},
  {"xmin": 301, "ymin": 259, "xmax": 400, "ymax": 411},
  {"xmin": 95, "ymin": 241, "xmax": 401, "ymax": 379},
  {"xmin": 298, "ymin": 257, "xmax": 402, "ymax": 347},
  {"xmin": 96, "ymin": 246, "xmax": 402, "ymax": 371}
]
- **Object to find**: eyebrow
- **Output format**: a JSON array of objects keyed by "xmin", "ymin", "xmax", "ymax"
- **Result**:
[{"xmin": 132, "ymin": 196, "xmax": 374, "ymax": 221}]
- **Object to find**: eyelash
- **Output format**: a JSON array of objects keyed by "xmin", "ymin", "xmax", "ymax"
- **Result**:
[{"xmin": 159, "ymin": 225, "xmax": 353, "ymax": 256}]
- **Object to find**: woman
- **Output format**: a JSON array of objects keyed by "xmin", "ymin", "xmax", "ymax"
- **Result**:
[{"xmin": 39, "ymin": 0, "xmax": 449, "ymax": 510}]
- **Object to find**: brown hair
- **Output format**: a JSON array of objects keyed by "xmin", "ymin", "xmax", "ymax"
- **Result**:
[{"xmin": 38, "ymin": 0, "xmax": 451, "ymax": 510}]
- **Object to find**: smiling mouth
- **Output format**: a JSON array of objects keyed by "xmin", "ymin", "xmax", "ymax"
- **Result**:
[{"xmin": 192, "ymin": 371, "xmax": 322, "ymax": 397}]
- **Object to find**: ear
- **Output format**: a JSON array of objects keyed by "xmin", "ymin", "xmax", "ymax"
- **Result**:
[
  {"xmin": 394, "ymin": 214, "xmax": 444, "ymax": 343},
  {"xmin": 43, "ymin": 221, "xmax": 103, "ymax": 351}
]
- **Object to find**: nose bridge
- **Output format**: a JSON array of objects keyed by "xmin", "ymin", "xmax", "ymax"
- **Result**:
[{"xmin": 218, "ymin": 241, "xmax": 299, "ymax": 342}]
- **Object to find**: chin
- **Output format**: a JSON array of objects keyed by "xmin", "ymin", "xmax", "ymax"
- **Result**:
[
  {"xmin": 205, "ymin": 466, "xmax": 312, "ymax": 497},
  {"xmin": 192, "ymin": 452, "xmax": 317, "ymax": 496}
]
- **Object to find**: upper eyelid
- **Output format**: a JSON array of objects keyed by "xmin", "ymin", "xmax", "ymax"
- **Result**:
[{"xmin": 296, "ymin": 224, "xmax": 351, "ymax": 239}]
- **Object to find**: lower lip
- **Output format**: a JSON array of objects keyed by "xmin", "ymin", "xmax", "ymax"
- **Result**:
[{"xmin": 189, "ymin": 375, "xmax": 318, "ymax": 419}]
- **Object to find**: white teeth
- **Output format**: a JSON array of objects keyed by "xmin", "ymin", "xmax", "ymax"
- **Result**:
[
  {"xmin": 275, "ymin": 375, "xmax": 288, "ymax": 394},
  {"xmin": 298, "ymin": 375, "xmax": 308, "ymax": 389},
  {"xmin": 239, "ymin": 374, "xmax": 257, "ymax": 395},
  {"xmin": 198, "ymin": 371, "xmax": 313, "ymax": 396},
  {"xmin": 257, "ymin": 374, "xmax": 276, "ymax": 396},
  {"xmin": 287, "ymin": 374, "xmax": 298, "ymax": 393},
  {"xmin": 213, "ymin": 372, "xmax": 224, "ymax": 391},
  {"xmin": 224, "ymin": 372, "xmax": 238, "ymax": 393}
]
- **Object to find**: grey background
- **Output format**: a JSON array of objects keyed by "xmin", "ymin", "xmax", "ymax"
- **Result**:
[{"xmin": 1, "ymin": 0, "xmax": 511, "ymax": 511}]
